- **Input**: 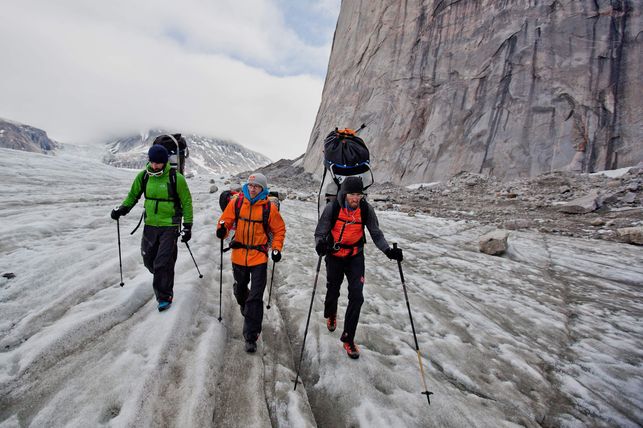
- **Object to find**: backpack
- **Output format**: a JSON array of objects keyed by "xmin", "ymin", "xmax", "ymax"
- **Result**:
[
  {"xmin": 318, "ymin": 125, "xmax": 374, "ymax": 216},
  {"xmin": 219, "ymin": 189, "xmax": 240, "ymax": 212},
  {"xmin": 152, "ymin": 134, "xmax": 189, "ymax": 174},
  {"xmin": 323, "ymin": 127, "xmax": 370, "ymax": 176},
  {"xmin": 130, "ymin": 168, "xmax": 182, "ymax": 235},
  {"xmin": 268, "ymin": 191, "xmax": 281, "ymax": 211}
]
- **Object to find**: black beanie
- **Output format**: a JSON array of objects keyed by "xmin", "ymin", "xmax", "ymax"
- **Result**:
[
  {"xmin": 341, "ymin": 176, "xmax": 364, "ymax": 194},
  {"xmin": 148, "ymin": 144, "xmax": 169, "ymax": 163}
]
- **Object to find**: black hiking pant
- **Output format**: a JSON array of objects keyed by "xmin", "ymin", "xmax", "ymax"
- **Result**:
[
  {"xmin": 141, "ymin": 225, "xmax": 179, "ymax": 303},
  {"xmin": 324, "ymin": 252, "xmax": 365, "ymax": 343},
  {"xmin": 232, "ymin": 263, "xmax": 268, "ymax": 342}
]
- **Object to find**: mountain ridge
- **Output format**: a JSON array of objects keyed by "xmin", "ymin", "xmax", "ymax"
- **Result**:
[
  {"xmin": 0, "ymin": 118, "xmax": 58, "ymax": 153},
  {"xmin": 104, "ymin": 130, "xmax": 271, "ymax": 176}
]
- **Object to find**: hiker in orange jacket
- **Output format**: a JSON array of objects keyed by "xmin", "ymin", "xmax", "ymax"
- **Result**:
[{"xmin": 216, "ymin": 172, "xmax": 286, "ymax": 353}]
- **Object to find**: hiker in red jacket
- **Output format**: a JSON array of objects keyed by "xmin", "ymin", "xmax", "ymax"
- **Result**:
[{"xmin": 314, "ymin": 176, "xmax": 403, "ymax": 359}]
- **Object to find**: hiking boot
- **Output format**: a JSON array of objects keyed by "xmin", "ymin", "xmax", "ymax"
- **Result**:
[
  {"xmin": 326, "ymin": 314, "xmax": 337, "ymax": 332},
  {"xmin": 158, "ymin": 301, "xmax": 171, "ymax": 312},
  {"xmin": 245, "ymin": 340, "xmax": 257, "ymax": 353},
  {"xmin": 343, "ymin": 341, "xmax": 360, "ymax": 359}
]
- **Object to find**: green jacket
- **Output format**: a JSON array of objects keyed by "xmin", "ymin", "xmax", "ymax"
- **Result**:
[{"xmin": 122, "ymin": 163, "xmax": 193, "ymax": 226}]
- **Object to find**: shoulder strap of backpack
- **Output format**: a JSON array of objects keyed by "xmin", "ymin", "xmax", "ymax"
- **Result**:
[
  {"xmin": 168, "ymin": 169, "xmax": 182, "ymax": 223},
  {"xmin": 262, "ymin": 202, "xmax": 271, "ymax": 236},
  {"xmin": 138, "ymin": 172, "xmax": 149, "ymax": 200},
  {"xmin": 234, "ymin": 194, "xmax": 243, "ymax": 224},
  {"xmin": 359, "ymin": 198, "xmax": 369, "ymax": 226},
  {"xmin": 234, "ymin": 195, "xmax": 271, "ymax": 236},
  {"xmin": 330, "ymin": 199, "xmax": 341, "ymax": 228}
]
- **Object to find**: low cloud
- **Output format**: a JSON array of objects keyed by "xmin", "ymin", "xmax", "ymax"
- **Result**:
[{"xmin": 0, "ymin": 0, "xmax": 339, "ymax": 160}]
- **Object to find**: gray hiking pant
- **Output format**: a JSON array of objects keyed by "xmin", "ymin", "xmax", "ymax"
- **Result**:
[
  {"xmin": 141, "ymin": 225, "xmax": 179, "ymax": 303},
  {"xmin": 232, "ymin": 263, "xmax": 268, "ymax": 342}
]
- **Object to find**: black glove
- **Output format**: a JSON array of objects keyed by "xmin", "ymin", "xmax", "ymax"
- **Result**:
[
  {"xmin": 385, "ymin": 247, "xmax": 403, "ymax": 262},
  {"xmin": 216, "ymin": 224, "xmax": 227, "ymax": 239},
  {"xmin": 110, "ymin": 205, "xmax": 130, "ymax": 220},
  {"xmin": 271, "ymin": 250, "xmax": 282, "ymax": 262},
  {"xmin": 315, "ymin": 240, "xmax": 329, "ymax": 256},
  {"xmin": 181, "ymin": 224, "xmax": 192, "ymax": 243}
]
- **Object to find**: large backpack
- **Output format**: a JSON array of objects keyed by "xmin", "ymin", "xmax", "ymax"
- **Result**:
[
  {"xmin": 152, "ymin": 134, "xmax": 189, "ymax": 174},
  {"xmin": 318, "ymin": 125, "xmax": 374, "ymax": 215},
  {"xmin": 323, "ymin": 127, "xmax": 370, "ymax": 177}
]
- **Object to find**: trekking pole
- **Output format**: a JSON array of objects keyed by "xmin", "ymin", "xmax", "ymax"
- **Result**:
[
  {"xmin": 116, "ymin": 219, "xmax": 125, "ymax": 287},
  {"xmin": 266, "ymin": 260, "xmax": 276, "ymax": 309},
  {"xmin": 293, "ymin": 255, "xmax": 323, "ymax": 391},
  {"xmin": 218, "ymin": 237, "xmax": 223, "ymax": 322},
  {"xmin": 394, "ymin": 243, "xmax": 433, "ymax": 405},
  {"xmin": 184, "ymin": 242, "xmax": 204, "ymax": 278}
]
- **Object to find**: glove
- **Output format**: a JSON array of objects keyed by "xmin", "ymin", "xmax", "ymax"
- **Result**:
[
  {"xmin": 385, "ymin": 247, "xmax": 403, "ymax": 262},
  {"xmin": 181, "ymin": 224, "xmax": 192, "ymax": 243},
  {"xmin": 315, "ymin": 240, "xmax": 329, "ymax": 256},
  {"xmin": 271, "ymin": 250, "xmax": 282, "ymax": 263},
  {"xmin": 216, "ymin": 224, "xmax": 227, "ymax": 239},
  {"xmin": 110, "ymin": 205, "xmax": 130, "ymax": 220}
]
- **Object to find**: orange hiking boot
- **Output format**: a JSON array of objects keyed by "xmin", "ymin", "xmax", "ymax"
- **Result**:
[
  {"xmin": 342, "ymin": 341, "xmax": 360, "ymax": 359},
  {"xmin": 327, "ymin": 314, "xmax": 337, "ymax": 332}
]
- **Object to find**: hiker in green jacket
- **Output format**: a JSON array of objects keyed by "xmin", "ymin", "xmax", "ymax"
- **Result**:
[{"xmin": 110, "ymin": 145, "xmax": 193, "ymax": 311}]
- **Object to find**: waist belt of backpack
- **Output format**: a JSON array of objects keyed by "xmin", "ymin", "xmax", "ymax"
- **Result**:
[
  {"xmin": 331, "ymin": 242, "xmax": 364, "ymax": 258},
  {"xmin": 130, "ymin": 197, "xmax": 178, "ymax": 235},
  {"xmin": 226, "ymin": 240, "xmax": 268, "ymax": 255},
  {"xmin": 333, "ymin": 242, "xmax": 363, "ymax": 250},
  {"xmin": 146, "ymin": 197, "xmax": 175, "ymax": 213}
]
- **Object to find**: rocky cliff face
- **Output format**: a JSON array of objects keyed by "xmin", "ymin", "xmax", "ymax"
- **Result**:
[
  {"xmin": 0, "ymin": 119, "xmax": 58, "ymax": 153},
  {"xmin": 302, "ymin": 0, "xmax": 642, "ymax": 185}
]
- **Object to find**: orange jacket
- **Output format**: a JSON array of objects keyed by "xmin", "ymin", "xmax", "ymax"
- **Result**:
[{"xmin": 217, "ymin": 196, "xmax": 286, "ymax": 266}]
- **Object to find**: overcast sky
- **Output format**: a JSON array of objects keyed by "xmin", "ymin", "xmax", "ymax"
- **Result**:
[{"xmin": 0, "ymin": 0, "xmax": 341, "ymax": 160}]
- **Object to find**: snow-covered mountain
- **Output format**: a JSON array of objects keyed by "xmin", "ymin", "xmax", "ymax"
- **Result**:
[
  {"xmin": 104, "ymin": 130, "xmax": 271, "ymax": 176},
  {"xmin": 0, "ymin": 147, "xmax": 641, "ymax": 427},
  {"xmin": 0, "ymin": 118, "xmax": 58, "ymax": 153}
]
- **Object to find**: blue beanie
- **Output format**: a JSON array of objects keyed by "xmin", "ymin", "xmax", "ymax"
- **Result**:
[{"xmin": 148, "ymin": 145, "xmax": 169, "ymax": 163}]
